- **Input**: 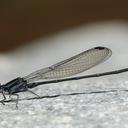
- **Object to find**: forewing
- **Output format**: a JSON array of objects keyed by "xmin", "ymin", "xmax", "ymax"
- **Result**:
[{"xmin": 24, "ymin": 46, "xmax": 112, "ymax": 83}]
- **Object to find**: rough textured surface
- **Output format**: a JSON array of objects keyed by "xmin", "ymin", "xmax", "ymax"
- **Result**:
[
  {"xmin": 1, "ymin": 79, "xmax": 128, "ymax": 128},
  {"xmin": 0, "ymin": 22, "xmax": 128, "ymax": 128}
]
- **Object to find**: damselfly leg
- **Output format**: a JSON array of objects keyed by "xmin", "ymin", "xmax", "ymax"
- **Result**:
[{"xmin": 0, "ymin": 88, "xmax": 6, "ymax": 105}]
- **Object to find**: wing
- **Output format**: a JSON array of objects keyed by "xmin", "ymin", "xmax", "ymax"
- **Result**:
[{"xmin": 24, "ymin": 46, "xmax": 112, "ymax": 83}]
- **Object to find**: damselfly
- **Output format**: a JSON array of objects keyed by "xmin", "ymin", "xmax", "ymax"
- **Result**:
[{"xmin": 0, "ymin": 46, "xmax": 128, "ymax": 107}]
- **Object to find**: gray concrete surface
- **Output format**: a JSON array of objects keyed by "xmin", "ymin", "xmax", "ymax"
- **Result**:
[
  {"xmin": 1, "ymin": 79, "xmax": 128, "ymax": 128},
  {"xmin": 0, "ymin": 21, "xmax": 128, "ymax": 128}
]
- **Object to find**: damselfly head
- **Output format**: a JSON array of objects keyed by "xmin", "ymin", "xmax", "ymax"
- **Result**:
[{"xmin": 0, "ymin": 84, "xmax": 3, "ymax": 93}]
